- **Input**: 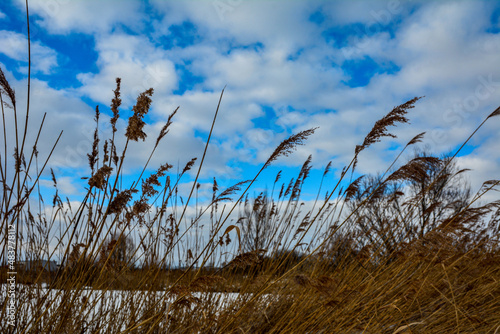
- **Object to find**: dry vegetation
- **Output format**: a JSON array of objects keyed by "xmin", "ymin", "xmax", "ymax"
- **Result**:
[{"xmin": 1, "ymin": 5, "xmax": 500, "ymax": 333}]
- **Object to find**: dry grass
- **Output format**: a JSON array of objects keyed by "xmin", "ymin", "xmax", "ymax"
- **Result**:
[{"xmin": 0, "ymin": 4, "xmax": 499, "ymax": 333}]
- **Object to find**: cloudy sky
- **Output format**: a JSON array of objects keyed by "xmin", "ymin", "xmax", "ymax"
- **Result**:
[{"xmin": 1, "ymin": 0, "xmax": 499, "ymax": 204}]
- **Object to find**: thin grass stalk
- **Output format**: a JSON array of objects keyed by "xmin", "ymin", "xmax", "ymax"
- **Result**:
[{"xmin": 175, "ymin": 88, "xmax": 224, "ymax": 233}]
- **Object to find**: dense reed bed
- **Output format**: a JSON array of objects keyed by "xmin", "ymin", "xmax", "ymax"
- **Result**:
[{"xmin": 0, "ymin": 4, "xmax": 499, "ymax": 333}]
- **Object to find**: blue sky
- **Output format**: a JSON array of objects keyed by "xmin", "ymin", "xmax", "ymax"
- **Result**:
[{"xmin": 1, "ymin": 0, "xmax": 500, "ymax": 206}]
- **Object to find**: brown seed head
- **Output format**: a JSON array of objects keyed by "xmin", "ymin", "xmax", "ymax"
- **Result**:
[
  {"xmin": 125, "ymin": 88, "xmax": 154, "ymax": 141},
  {"xmin": 264, "ymin": 128, "xmax": 317, "ymax": 168},
  {"xmin": 0, "ymin": 67, "xmax": 16, "ymax": 109},
  {"xmin": 110, "ymin": 78, "xmax": 121, "ymax": 133},
  {"xmin": 88, "ymin": 165, "xmax": 113, "ymax": 190}
]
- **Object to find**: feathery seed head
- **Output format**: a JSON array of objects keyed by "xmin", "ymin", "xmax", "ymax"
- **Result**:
[
  {"xmin": 0, "ymin": 67, "xmax": 16, "ymax": 109},
  {"xmin": 264, "ymin": 128, "xmax": 317, "ymax": 168},
  {"xmin": 88, "ymin": 165, "xmax": 113, "ymax": 190},
  {"xmin": 125, "ymin": 88, "xmax": 154, "ymax": 141},
  {"xmin": 110, "ymin": 78, "xmax": 121, "ymax": 133},
  {"xmin": 356, "ymin": 97, "xmax": 422, "ymax": 155}
]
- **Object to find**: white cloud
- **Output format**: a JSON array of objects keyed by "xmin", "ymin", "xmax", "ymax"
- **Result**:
[
  {"xmin": 40, "ymin": 176, "xmax": 79, "ymax": 196},
  {"xmin": 15, "ymin": 0, "xmax": 143, "ymax": 34},
  {"xmin": 0, "ymin": 30, "xmax": 27, "ymax": 60},
  {"xmin": 321, "ymin": 0, "xmax": 410, "ymax": 26},
  {"xmin": 152, "ymin": 0, "xmax": 321, "ymax": 52},
  {"xmin": 386, "ymin": 2, "xmax": 498, "ymax": 90},
  {"xmin": 0, "ymin": 10, "xmax": 6, "ymax": 19},
  {"xmin": 2, "ymin": 74, "xmax": 97, "ymax": 172},
  {"xmin": 77, "ymin": 33, "xmax": 177, "ymax": 108},
  {"xmin": 0, "ymin": 30, "xmax": 58, "ymax": 73},
  {"xmin": 455, "ymin": 153, "xmax": 500, "ymax": 204}
]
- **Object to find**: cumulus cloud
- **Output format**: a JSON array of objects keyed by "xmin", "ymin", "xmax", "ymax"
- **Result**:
[
  {"xmin": 151, "ymin": 0, "xmax": 321, "ymax": 51},
  {"xmin": 40, "ymin": 176, "xmax": 79, "ymax": 196},
  {"xmin": 76, "ymin": 33, "xmax": 178, "ymax": 108},
  {"xmin": 14, "ymin": 0, "xmax": 143, "ymax": 34},
  {"xmin": 1, "ymin": 75, "xmax": 97, "ymax": 173},
  {"xmin": 0, "ymin": 30, "xmax": 58, "ymax": 73}
]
